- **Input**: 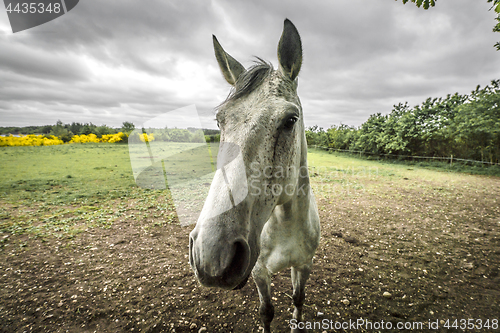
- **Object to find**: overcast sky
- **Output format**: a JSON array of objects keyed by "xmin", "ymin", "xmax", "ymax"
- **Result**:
[{"xmin": 0, "ymin": 0, "xmax": 499, "ymax": 130}]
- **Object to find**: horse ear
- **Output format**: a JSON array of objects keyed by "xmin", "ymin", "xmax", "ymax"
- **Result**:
[
  {"xmin": 213, "ymin": 35, "xmax": 246, "ymax": 86},
  {"xmin": 277, "ymin": 19, "xmax": 302, "ymax": 81}
]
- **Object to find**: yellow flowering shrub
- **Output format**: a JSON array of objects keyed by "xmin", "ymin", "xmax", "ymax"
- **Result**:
[
  {"xmin": 0, "ymin": 132, "xmax": 127, "ymax": 147},
  {"xmin": 139, "ymin": 133, "xmax": 155, "ymax": 143},
  {"xmin": 69, "ymin": 133, "xmax": 100, "ymax": 143},
  {"xmin": 101, "ymin": 132, "xmax": 126, "ymax": 143},
  {"xmin": 0, "ymin": 135, "xmax": 64, "ymax": 147},
  {"xmin": 69, "ymin": 132, "xmax": 126, "ymax": 143}
]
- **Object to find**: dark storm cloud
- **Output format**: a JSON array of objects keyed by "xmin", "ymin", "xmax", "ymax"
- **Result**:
[
  {"xmin": 0, "ymin": 36, "xmax": 89, "ymax": 81},
  {"xmin": 7, "ymin": 0, "xmax": 220, "ymax": 76},
  {"xmin": 0, "ymin": 0, "xmax": 498, "ymax": 128}
]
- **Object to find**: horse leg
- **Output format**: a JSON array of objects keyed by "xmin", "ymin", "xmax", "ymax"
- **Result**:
[
  {"xmin": 291, "ymin": 263, "xmax": 312, "ymax": 332},
  {"xmin": 253, "ymin": 264, "xmax": 274, "ymax": 333}
]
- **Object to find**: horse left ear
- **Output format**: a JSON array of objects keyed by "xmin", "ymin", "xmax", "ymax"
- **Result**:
[{"xmin": 277, "ymin": 19, "xmax": 302, "ymax": 81}]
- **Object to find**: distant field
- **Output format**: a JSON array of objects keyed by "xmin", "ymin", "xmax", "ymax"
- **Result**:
[
  {"xmin": 0, "ymin": 143, "xmax": 135, "ymax": 204},
  {"xmin": 1, "ymin": 143, "xmax": 499, "ymax": 332},
  {"xmin": 306, "ymin": 148, "xmax": 495, "ymax": 199}
]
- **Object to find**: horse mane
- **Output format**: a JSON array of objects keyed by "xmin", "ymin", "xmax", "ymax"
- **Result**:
[{"xmin": 217, "ymin": 58, "xmax": 274, "ymax": 111}]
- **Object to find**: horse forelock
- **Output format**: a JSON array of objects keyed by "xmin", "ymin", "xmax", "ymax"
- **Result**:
[
  {"xmin": 215, "ymin": 58, "xmax": 299, "ymax": 115},
  {"xmin": 215, "ymin": 59, "xmax": 271, "ymax": 112}
]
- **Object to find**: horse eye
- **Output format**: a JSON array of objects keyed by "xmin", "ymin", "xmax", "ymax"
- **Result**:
[{"xmin": 284, "ymin": 116, "xmax": 298, "ymax": 130}]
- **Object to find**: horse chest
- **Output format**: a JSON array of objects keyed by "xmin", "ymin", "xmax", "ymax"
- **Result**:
[{"xmin": 259, "ymin": 221, "xmax": 314, "ymax": 274}]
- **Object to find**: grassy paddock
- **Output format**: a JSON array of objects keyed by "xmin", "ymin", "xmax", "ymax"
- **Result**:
[
  {"xmin": 307, "ymin": 148, "xmax": 499, "ymax": 224},
  {"xmin": 0, "ymin": 143, "xmax": 498, "ymax": 240},
  {"xmin": 307, "ymin": 148, "xmax": 489, "ymax": 195},
  {"xmin": 1, "ymin": 143, "xmax": 499, "ymax": 332},
  {"xmin": 0, "ymin": 144, "xmax": 167, "ymax": 239},
  {"xmin": 0, "ymin": 143, "xmax": 135, "ymax": 204},
  {"xmin": 310, "ymin": 147, "xmax": 500, "ymax": 177}
]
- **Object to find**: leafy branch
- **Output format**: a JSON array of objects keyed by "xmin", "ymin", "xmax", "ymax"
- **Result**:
[
  {"xmin": 401, "ymin": 0, "xmax": 436, "ymax": 10},
  {"xmin": 488, "ymin": 0, "xmax": 500, "ymax": 49}
]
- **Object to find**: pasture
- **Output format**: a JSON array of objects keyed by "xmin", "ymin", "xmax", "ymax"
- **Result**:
[{"xmin": 0, "ymin": 144, "xmax": 499, "ymax": 332}]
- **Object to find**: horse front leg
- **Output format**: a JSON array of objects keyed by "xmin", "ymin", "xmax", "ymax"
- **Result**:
[
  {"xmin": 252, "ymin": 264, "xmax": 274, "ymax": 333},
  {"xmin": 291, "ymin": 263, "xmax": 312, "ymax": 332}
]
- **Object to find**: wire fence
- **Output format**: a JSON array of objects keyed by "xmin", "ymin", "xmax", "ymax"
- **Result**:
[{"xmin": 311, "ymin": 145, "xmax": 500, "ymax": 166}]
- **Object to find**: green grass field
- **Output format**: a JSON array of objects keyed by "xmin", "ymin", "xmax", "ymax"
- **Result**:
[
  {"xmin": 0, "ymin": 143, "xmax": 216, "ymax": 238},
  {"xmin": 0, "ymin": 144, "xmax": 141, "ymax": 239},
  {"xmin": 307, "ymin": 148, "xmax": 499, "ymax": 199},
  {"xmin": 0, "ymin": 143, "xmax": 135, "ymax": 203},
  {"xmin": 0, "ymin": 143, "xmax": 498, "ymax": 239}
]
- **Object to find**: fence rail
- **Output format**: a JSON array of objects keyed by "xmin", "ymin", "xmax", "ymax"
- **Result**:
[{"xmin": 311, "ymin": 145, "xmax": 500, "ymax": 166}]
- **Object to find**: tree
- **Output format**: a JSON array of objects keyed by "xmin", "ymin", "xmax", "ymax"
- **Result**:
[
  {"xmin": 69, "ymin": 122, "xmax": 83, "ymax": 135},
  {"xmin": 80, "ymin": 123, "xmax": 97, "ymax": 135},
  {"xmin": 95, "ymin": 125, "xmax": 115, "ymax": 137},
  {"xmin": 40, "ymin": 125, "xmax": 52, "ymax": 134},
  {"xmin": 490, "ymin": 0, "xmax": 500, "ymax": 49},
  {"xmin": 121, "ymin": 122, "xmax": 135, "ymax": 135},
  {"xmin": 401, "ymin": 0, "xmax": 436, "ymax": 10},
  {"xmin": 305, "ymin": 125, "xmax": 329, "ymax": 147},
  {"xmin": 326, "ymin": 124, "xmax": 357, "ymax": 150},
  {"xmin": 398, "ymin": 0, "xmax": 500, "ymax": 50},
  {"xmin": 50, "ymin": 120, "xmax": 73, "ymax": 142},
  {"xmin": 352, "ymin": 113, "xmax": 387, "ymax": 154},
  {"xmin": 452, "ymin": 81, "xmax": 500, "ymax": 162}
]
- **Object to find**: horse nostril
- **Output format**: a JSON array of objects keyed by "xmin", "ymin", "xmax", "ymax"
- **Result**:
[
  {"xmin": 189, "ymin": 233, "xmax": 251, "ymax": 288},
  {"xmin": 225, "ymin": 239, "xmax": 250, "ymax": 280},
  {"xmin": 189, "ymin": 235, "xmax": 196, "ymax": 268}
]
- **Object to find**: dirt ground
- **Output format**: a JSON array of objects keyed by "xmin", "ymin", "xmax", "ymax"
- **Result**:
[{"xmin": 1, "ymin": 171, "xmax": 500, "ymax": 332}]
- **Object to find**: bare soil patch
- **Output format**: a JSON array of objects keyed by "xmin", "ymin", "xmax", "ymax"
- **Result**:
[{"xmin": 1, "ymin": 172, "xmax": 499, "ymax": 332}]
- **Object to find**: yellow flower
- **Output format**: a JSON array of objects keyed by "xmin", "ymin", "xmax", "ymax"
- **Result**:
[{"xmin": 139, "ymin": 133, "xmax": 155, "ymax": 143}]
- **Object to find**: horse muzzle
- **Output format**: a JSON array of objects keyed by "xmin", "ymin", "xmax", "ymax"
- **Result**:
[{"xmin": 189, "ymin": 228, "xmax": 251, "ymax": 290}]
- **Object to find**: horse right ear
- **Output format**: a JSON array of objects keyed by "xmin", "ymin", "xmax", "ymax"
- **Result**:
[
  {"xmin": 277, "ymin": 19, "xmax": 302, "ymax": 81},
  {"xmin": 213, "ymin": 35, "xmax": 246, "ymax": 86}
]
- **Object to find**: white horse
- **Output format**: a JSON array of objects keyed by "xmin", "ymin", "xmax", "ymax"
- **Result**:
[{"xmin": 189, "ymin": 19, "xmax": 320, "ymax": 332}]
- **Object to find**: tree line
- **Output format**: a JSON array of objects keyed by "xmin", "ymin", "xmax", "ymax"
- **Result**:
[
  {"xmin": 0, "ymin": 121, "xmax": 134, "ymax": 143},
  {"xmin": 306, "ymin": 80, "xmax": 500, "ymax": 164},
  {"xmin": 0, "ymin": 121, "xmax": 221, "ymax": 144}
]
